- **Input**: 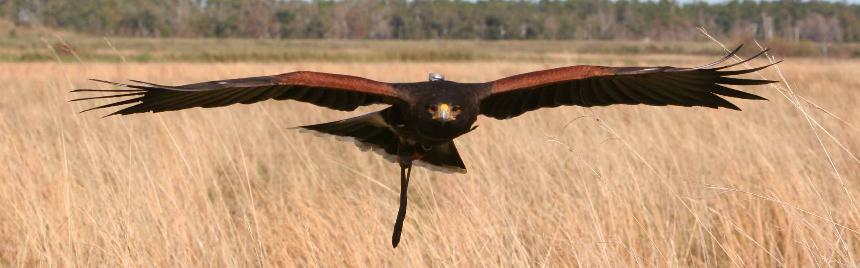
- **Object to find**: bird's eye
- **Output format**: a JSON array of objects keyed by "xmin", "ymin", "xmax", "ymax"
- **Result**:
[
  {"xmin": 428, "ymin": 105, "xmax": 438, "ymax": 112},
  {"xmin": 452, "ymin": 105, "xmax": 462, "ymax": 112}
]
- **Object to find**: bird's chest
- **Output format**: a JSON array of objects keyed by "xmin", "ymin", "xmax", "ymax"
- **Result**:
[
  {"xmin": 383, "ymin": 109, "xmax": 473, "ymax": 145},
  {"xmin": 405, "ymin": 117, "xmax": 473, "ymax": 144}
]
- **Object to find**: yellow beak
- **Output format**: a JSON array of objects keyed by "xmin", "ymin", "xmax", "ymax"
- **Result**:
[{"xmin": 437, "ymin": 103, "xmax": 451, "ymax": 122}]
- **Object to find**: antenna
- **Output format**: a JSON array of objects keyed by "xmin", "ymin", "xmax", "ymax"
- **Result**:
[{"xmin": 428, "ymin": 73, "xmax": 444, "ymax": 81}]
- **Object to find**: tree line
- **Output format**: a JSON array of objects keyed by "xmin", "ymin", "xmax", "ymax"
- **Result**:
[{"xmin": 5, "ymin": 0, "xmax": 860, "ymax": 42}]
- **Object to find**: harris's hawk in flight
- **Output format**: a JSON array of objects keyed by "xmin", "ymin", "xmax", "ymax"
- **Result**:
[{"xmin": 73, "ymin": 45, "xmax": 778, "ymax": 248}]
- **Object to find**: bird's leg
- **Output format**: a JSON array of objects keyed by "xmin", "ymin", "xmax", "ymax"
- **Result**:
[{"xmin": 392, "ymin": 146, "xmax": 414, "ymax": 248}]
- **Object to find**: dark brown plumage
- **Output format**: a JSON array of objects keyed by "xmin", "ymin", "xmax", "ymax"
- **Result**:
[{"xmin": 73, "ymin": 45, "xmax": 779, "ymax": 248}]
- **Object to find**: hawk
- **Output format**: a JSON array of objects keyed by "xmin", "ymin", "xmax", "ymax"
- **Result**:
[{"xmin": 73, "ymin": 45, "xmax": 778, "ymax": 248}]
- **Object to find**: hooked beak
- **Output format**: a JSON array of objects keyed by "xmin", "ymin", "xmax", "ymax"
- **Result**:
[{"xmin": 434, "ymin": 103, "xmax": 454, "ymax": 122}]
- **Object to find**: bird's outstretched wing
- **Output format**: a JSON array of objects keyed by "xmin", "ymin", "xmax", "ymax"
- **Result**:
[
  {"xmin": 479, "ymin": 45, "xmax": 780, "ymax": 120},
  {"xmin": 72, "ymin": 71, "xmax": 403, "ymax": 116}
]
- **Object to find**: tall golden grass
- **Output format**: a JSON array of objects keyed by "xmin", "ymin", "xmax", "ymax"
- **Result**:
[{"xmin": 1, "ymin": 52, "xmax": 858, "ymax": 266}]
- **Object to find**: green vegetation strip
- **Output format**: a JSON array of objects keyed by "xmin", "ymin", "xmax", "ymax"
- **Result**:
[{"xmin": 3, "ymin": 37, "xmax": 858, "ymax": 63}]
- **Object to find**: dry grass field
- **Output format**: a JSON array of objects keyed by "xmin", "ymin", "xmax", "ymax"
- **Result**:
[{"xmin": 1, "ymin": 50, "xmax": 859, "ymax": 266}]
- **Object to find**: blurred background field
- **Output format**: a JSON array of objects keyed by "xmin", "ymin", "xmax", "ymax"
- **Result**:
[
  {"xmin": 1, "ymin": 0, "xmax": 860, "ymax": 267},
  {"xmin": 1, "ymin": 46, "xmax": 859, "ymax": 267},
  {"xmin": 5, "ymin": 0, "xmax": 860, "ymax": 62}
]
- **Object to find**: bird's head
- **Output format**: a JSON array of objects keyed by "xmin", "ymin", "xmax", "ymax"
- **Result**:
[
  {"xmin": 425, "ymin": 73, "xmax": 464, "ymax": 123},
  {"xmin": 427, "ymin": 103, "xmax": 462, "ymax": 123}
]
